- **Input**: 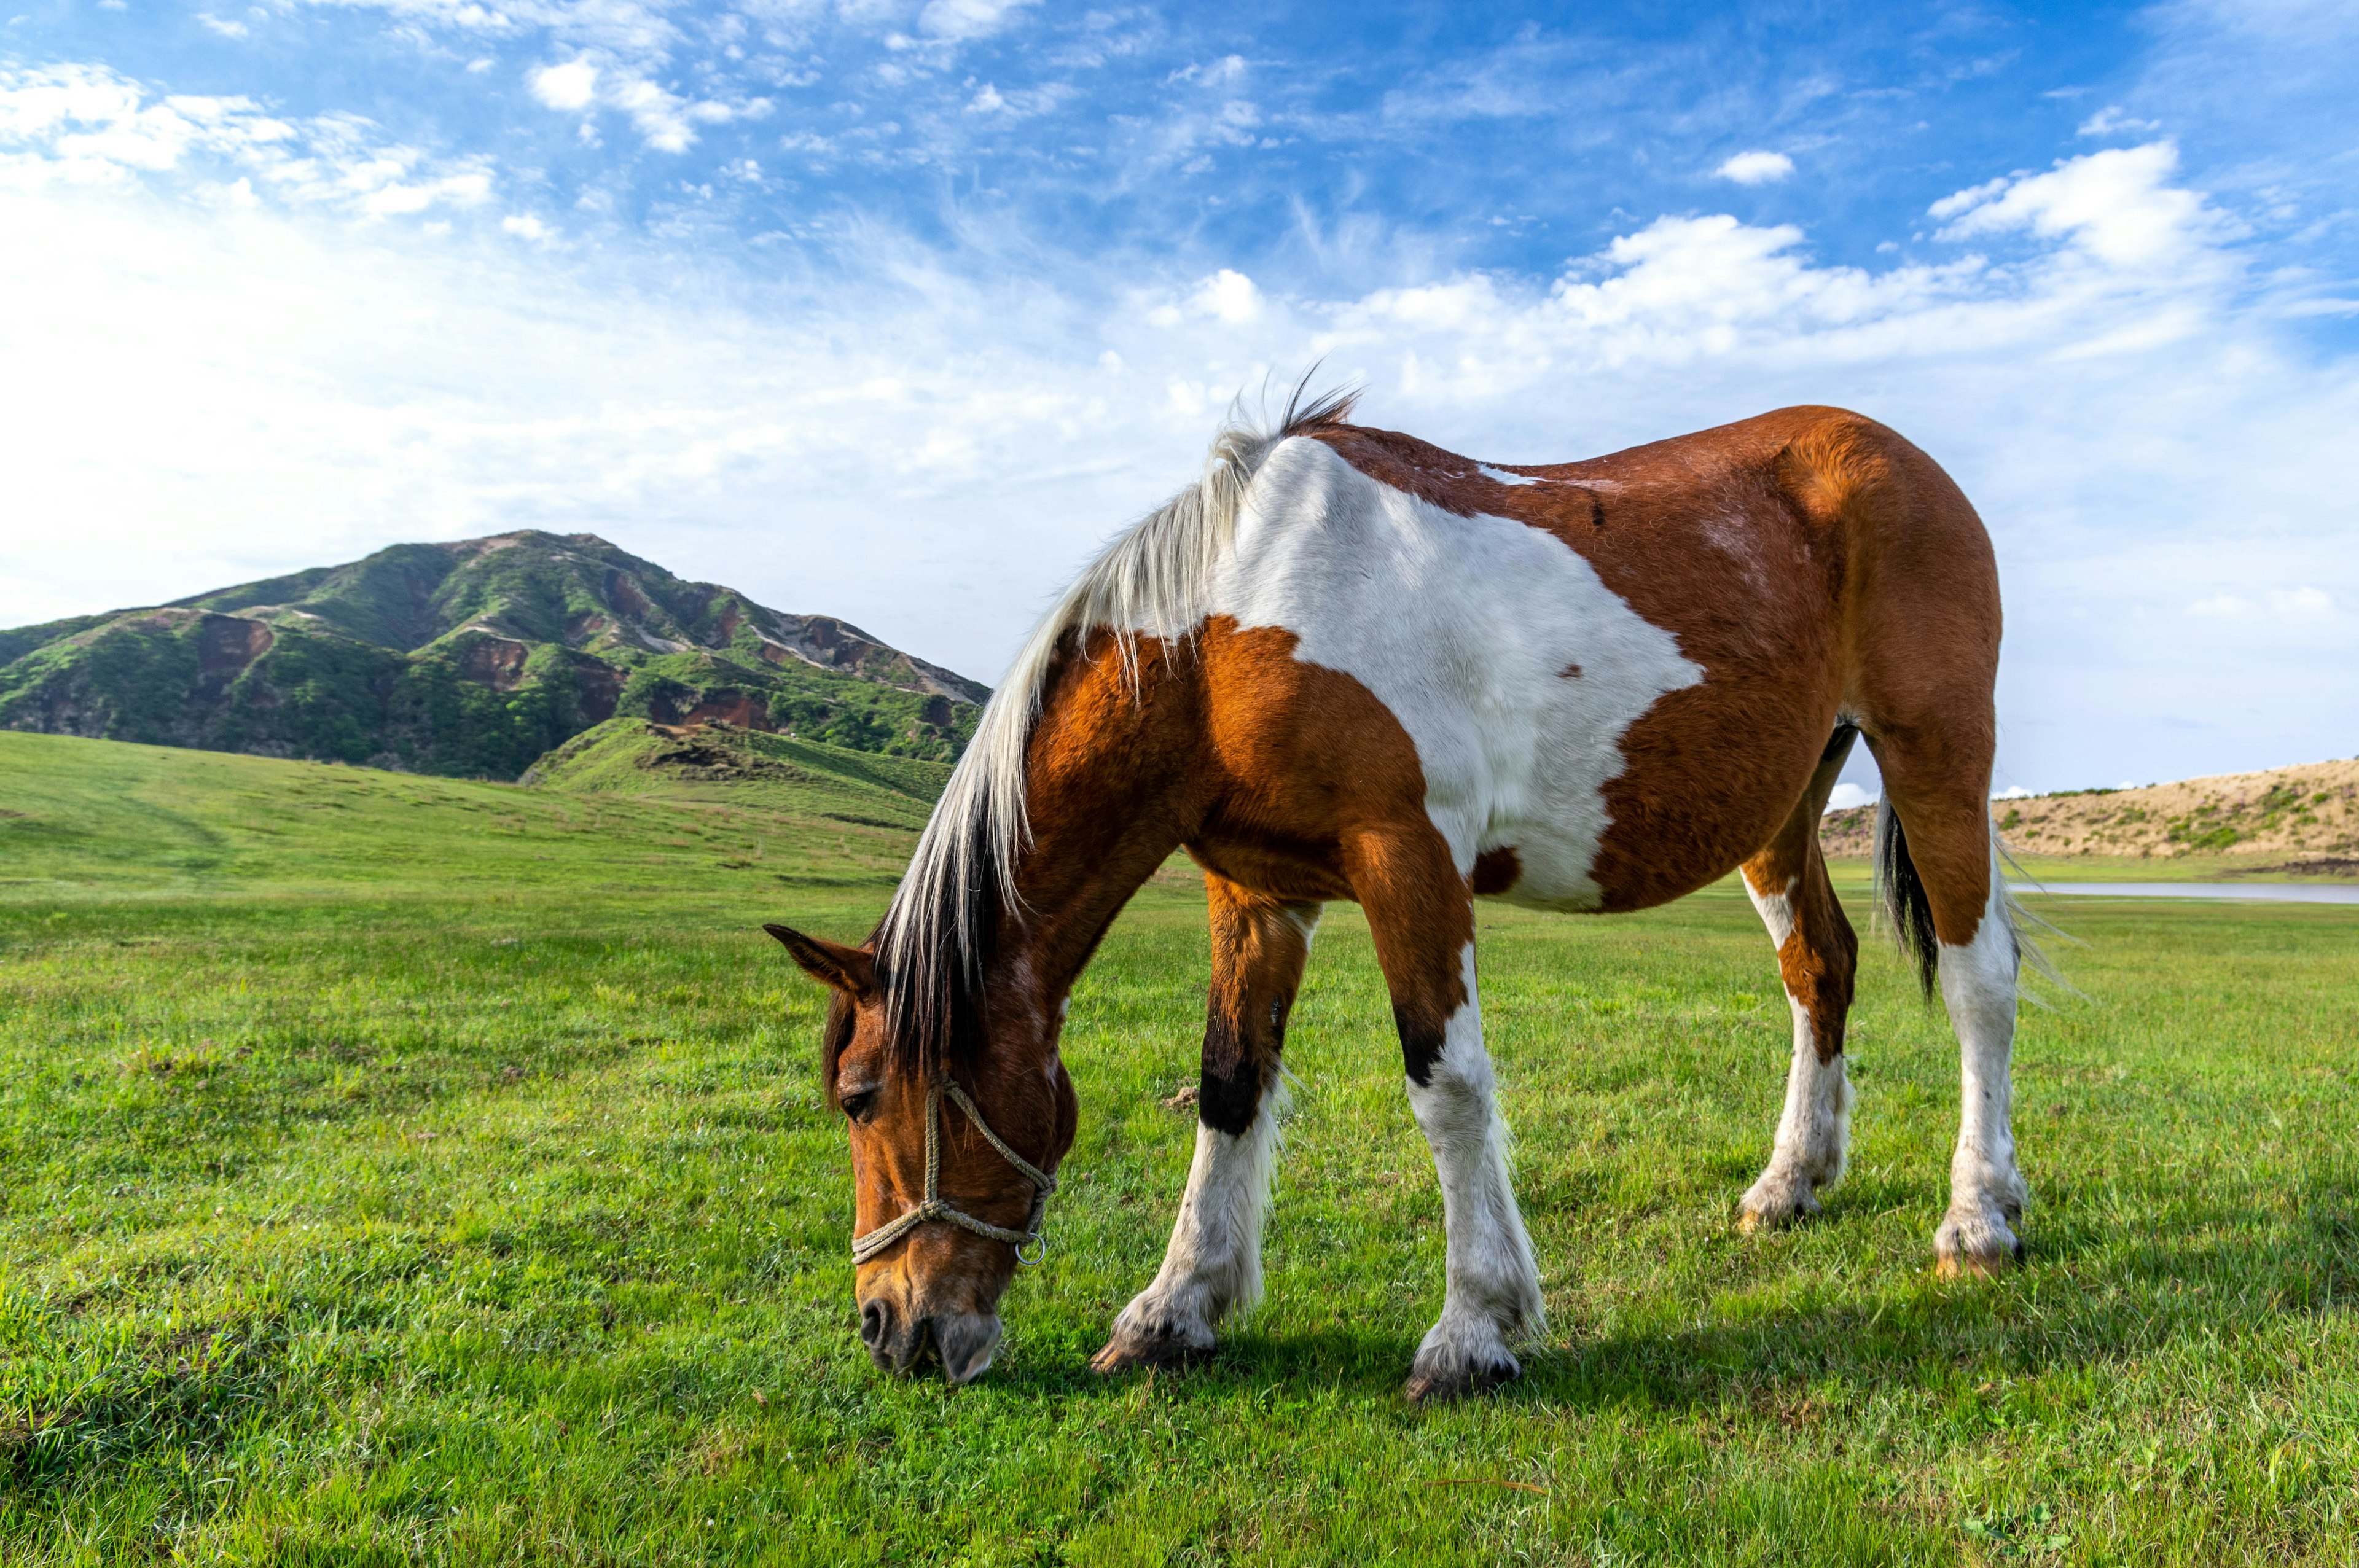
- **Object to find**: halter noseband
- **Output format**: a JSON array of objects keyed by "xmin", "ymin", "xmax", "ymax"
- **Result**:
[{"xmin": 849, "ymin": 1080, "xmax": 1058, "ymax": 1266}]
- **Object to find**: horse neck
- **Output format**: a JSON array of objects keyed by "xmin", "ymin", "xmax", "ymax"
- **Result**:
[{"xmin": 980, "ymin": 632, "xmax": 1199, "ymax": 1047}]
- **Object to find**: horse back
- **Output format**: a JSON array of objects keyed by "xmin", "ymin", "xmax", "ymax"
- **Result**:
[{"xmin": 1197, "ymin": 407, "xmax": 2001, "ymax": 913}]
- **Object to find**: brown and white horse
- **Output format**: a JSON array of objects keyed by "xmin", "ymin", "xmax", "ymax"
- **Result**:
[{"xmin": 770, "ymin": 389, "xmax": 2036, "ymax": 1398}]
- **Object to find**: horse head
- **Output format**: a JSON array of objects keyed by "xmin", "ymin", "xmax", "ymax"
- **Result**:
[{"xmin": 767, "ymin": 922, "xmax": 1078, "ymax": 1384}]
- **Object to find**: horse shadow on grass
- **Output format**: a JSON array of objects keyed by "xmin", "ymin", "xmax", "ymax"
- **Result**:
[{"xmin": 990, "ymin": 1172, "xmax": 2359, "ymax": 1411}]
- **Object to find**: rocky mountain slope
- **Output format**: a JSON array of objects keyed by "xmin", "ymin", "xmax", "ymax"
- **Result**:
[
  {"xmin": 0, "ymin": 532, "xmax": 985, "ymax": 780},
  {"xmin": 1820, "ymin": 757, "xmax": 2359, "ymax": 868}
]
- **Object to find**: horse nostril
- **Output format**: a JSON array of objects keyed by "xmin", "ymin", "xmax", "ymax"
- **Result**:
[{"xmin": 860, "ymin": 1299, "xmax": 888, "ymax": 1349}]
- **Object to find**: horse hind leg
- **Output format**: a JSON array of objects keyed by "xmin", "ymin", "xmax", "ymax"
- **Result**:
[
  {"xmin": 1873, "ymin": 749, "xmax": 2027, "ymax": 1276},
  {"xmin": 1737, "ymin": 726, "xmax": 1861, "ymax": 1233},
  {"xmin": 1092, "ymin": 876, "xmax": 1321, "ymax": 1373}
]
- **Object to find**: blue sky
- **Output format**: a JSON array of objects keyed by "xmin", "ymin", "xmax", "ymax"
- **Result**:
[{"xmin": 2, "ymin": 0, "xmax": 2354, "ymax": 797}]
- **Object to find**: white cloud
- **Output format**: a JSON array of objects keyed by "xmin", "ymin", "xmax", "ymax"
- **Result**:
[
  {"xmin": 530, "ymin": 60, "xmax": 599, "ymax": 112},
  {"xmin": 524, "ymin": 56, "xmax": 759, "ymax": 151},
  {"xmin": 1931, "ymin": 141, "xmax": 2223, "ymax": 269},
  {"xmin": 1825, "ymin": 782, "xmax": 1876, "ymax": 813},
  {"xmin": 501, "ymin": 213, "xmax": 553, "ymax": 240},
  {"xmin": 962, "ymin": 80, "xmax": 1072, "ymax": 119},
  {"xmin": 197, "ymin": 12, "xmax": 251, "ymax": 38},
  {"xmin": 1192, "ymin": 268, "xmax": 1261, "ymax": 324},
  {"xmin": 1715, "ymin": 149, "xmax": 1793, "ymax": 185},
  {"xmin": 1992, "ymin": 785, "xmax": 2037, "ymax": 800},
  {"xmin": 0, "ymin": 64, "xmax": 491, "ymax": 219}
]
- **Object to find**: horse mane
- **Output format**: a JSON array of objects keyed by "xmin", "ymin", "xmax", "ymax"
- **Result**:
[{"xmin": 872, "ymin": 376, "xmax": 1359, "ymax": 1078}]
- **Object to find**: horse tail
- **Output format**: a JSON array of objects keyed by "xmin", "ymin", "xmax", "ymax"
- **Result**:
[
  {"xmin": 1874, "ymin": 798, "xmax": 1941, "ymax": 999},
  {"xmin": 1877, "ymin": 804, "xmax": 2076, "ymax": 1004}
]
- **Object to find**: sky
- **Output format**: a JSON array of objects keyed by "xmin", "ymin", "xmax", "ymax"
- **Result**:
[{"xmin": 1, "ymin": 0, "xmax": 2355, "ymax": 802}]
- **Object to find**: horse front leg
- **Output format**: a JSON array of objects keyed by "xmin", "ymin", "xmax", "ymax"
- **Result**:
[
  {"xmin": 1352, "ymin": 830, "xmax": 1544, "ymax": 1402},
  {"xmin": 1092, "ymin": 876, "xmax": 1320, "ymax": 1371}
]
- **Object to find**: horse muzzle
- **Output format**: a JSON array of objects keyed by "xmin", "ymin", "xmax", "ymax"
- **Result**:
[{"xmin": 859, "ymin": 1295, "xmax": 1003, "ymax": 1384}]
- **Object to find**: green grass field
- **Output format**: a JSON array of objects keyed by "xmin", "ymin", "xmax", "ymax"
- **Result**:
[{"xmin": 4, "ymin": 730, "xmax": 2357, "ymax": 1564}]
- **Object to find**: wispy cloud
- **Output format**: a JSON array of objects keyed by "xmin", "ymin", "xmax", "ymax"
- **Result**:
[
  {"xmin": 2189, "ymin": 587, "xmax": 2336, "ymax": 622},
  {"xmin": 2078, "ymin": 104, "xmax": 2161, "ymax": 136},
  {"xmin": 916, "ymin": 0, "xmax": 1037, "ymax": 42},
  {"xmin": 523, "ymin": 53, "xmax": 765, "ymax": 150},
  {"xmin": 0, "ymin": 63, "xmax": 495, "ymax": 217}
]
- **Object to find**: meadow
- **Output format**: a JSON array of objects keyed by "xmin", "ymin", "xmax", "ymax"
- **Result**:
[{"xmin": 3, "ymin": 729, "xmax": 2357, "ymax": 1564}]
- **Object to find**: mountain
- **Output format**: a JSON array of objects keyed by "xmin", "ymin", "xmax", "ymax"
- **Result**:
[
  {"xmin": 1820, "ymin": 757, "xmax": 2359, "ymax": 870},
  {"xmin": 0, "ymin": 532, "xmax": 987, "ymax": 781}
]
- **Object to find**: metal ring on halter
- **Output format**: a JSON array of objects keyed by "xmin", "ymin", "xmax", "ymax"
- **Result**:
[{"xmin": 848, "ymin": 1080, "xmax": 1058, "ymax": 1266}]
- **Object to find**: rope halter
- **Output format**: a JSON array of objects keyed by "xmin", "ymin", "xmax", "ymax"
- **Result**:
[{"xmin": 849, "ymin": 1080, "xmax": 1058, "ymax": 1267}]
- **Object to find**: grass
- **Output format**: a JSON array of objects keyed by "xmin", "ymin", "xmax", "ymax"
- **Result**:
[{"xmin": 3, "ymin": 731, "xmax": 2357, "ymax": 1564}]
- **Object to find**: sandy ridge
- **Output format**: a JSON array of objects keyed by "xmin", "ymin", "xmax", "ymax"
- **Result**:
[{"xmin": 1819, "ymin": 756, "xmax": 2359, "ymax": 866}]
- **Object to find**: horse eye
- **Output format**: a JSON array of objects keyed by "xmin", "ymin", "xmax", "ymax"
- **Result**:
[{"xmin": 840, "ymin": 1088, "xmax": 878, "ymax": 1123}]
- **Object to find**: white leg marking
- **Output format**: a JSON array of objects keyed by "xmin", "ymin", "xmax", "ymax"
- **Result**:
[
  {"xmin": 1737, "ymin": 876, "xmax": 1853, "ymax": 1230},
  {"xmin": 1105, "ymin": 1082, "xmax": 1289, "ymax": 1357},
  {"xmin": 1098, "ymin": 900, "xmax": 1324, "ymax": 1368},
  {"xmin": 1404, "ymin": 943, "xmax": 1544, "ymax": 1398},
  {"xmin": 1935, "ymin": 844, "xmax": 2027, "ymax": 1275}
]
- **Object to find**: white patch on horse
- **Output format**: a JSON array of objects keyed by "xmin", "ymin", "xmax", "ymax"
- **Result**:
[
  {"xmin": 1401, "ymin": 943, "xmax": 1543, "ymax": 1391},
  {"xmin": 1737, "ymin": 873, "xmax": 1853, "ymax": 1228},
  {"xmin": 1106, "ymin": 1078, "xmax": 1291, "ymax": 1355},
  {"xmin": 1935, "ymin": 834, "xmax": 2027, "ymax": 1272},
  {"xmin": 1478, "ymin": 464, "xmax": 1543, "ymax": 486},
  {"xmin": 1748, "ymin": 874, "xmax": 1797, "ymax": 948},
  {"xmin": 1213, "ymin": 437, "xmax": 1705, "ymax": 908}
]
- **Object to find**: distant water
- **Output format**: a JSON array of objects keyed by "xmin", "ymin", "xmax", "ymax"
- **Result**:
[{"xmin": 2010, "ymin": 881, "xmax": 2359, "ymax": 905}]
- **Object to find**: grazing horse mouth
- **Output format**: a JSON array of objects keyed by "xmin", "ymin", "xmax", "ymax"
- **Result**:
[{"xmin": 862, "ymin": 1300, "xmax": 1003, "ymax": 1384}]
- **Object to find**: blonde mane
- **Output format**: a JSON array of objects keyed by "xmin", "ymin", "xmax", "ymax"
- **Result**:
[{"xmin": 873, "ymin": 380, "xmax": 1358, "ymax": 1072}]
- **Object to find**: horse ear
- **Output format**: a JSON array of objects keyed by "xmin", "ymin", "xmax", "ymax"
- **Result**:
[{"xmin": 764, "ymin": 924, "xmax": 877, "ymax": 1000}]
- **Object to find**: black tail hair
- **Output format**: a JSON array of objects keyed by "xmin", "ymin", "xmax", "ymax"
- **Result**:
[{"xmin": 1875, "ymin": 801, "xmax": 1942, "ymax": 999}]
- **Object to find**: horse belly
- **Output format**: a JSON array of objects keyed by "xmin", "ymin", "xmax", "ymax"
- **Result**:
[
  {"xmin": 1399, "ymin": 589, "xmax": 1719, "ymax": 913},
  {"xmin": 1462, "ymin": 693, "xmax": 1689, "ymax": 914}
]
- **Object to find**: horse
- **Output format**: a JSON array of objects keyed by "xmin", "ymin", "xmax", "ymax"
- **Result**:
[{"xmin": 768, "ymin": 387, "xmax": 2039, "ymax": 1398}]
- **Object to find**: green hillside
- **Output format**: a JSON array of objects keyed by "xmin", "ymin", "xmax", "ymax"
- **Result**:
[
  {"xmin": 0, "ymin": 726, "xmax": 942, "ymax": 900},
  {"xmin": 523, "ymin": 717, "xmax": 949, "ymax": 817},
  {"xmin": 0, "ymin": 532, "xmax": 986, "ymax": 782}
]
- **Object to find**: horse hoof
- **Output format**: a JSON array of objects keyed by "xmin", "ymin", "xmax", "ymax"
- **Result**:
[
  {"xmin": 1935, "ymin": 1242, "xmax": 2026, "ymax": 1280},
  {"xmin": 1736, "ymin": 1179, "xmax": 1821, "ymax": 1234},
  {"xmin": 1736, "ymin": 1199, "xmax": 1816, "ymax": 1235},
  {"xmin": 1089, "ymin": 1319, "xmax": 1214, "ymax": 1375},
  {"xmin": 1404, "ymin": 1351, "xmax": 1520, "ymax": 1404},
  {"xmin": 1935, "ymin": 1209, "xmax": 2025, "ymax": 1278}
]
